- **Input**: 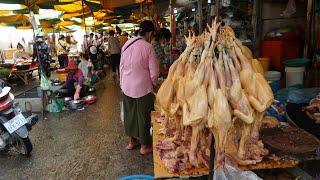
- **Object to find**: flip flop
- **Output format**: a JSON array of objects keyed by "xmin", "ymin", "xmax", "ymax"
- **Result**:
[
  {"xmin": 140, "ymin": 147, "xmax": 153, "ymax": 155},
  {"xmin": 126, "ymin": 141, "xmax": 140, "ymax": 150}
]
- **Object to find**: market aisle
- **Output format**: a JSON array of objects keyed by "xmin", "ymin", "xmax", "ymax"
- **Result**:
[{"xmin": 0, "ymin": 77, "xmax": 153, "ymax": 179}]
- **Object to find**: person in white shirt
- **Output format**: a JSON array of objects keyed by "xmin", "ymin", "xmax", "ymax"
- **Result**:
[
  {"xmin": 81, "ymin": 34, "xmax": 89, "ymax": 55},
  {"xmin": 78, "ymin": 53, "xmax": 89, "ymax": 79},
  {"xmin": 57, "ymin": 35, "xmax": 69, "ymax": 68},
  {"xmin": 107, "ymin": 30, "xmax": 121, "ymax": 78}
]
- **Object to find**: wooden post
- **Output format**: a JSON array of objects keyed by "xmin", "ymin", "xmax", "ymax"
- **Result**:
[
  {"xmin": 169, "ymin": 0, "xmax": 176, "ymax": 63},
  {"xmin": 198, "ymin": 0, "xmax": 203, "ymax": 34},
  {"xmin": 304, "ymin": 0, "xmax": 314, "ymax": 58},
  {"xmin": 208, "ymin": 135, "xmax": 215, "ymax": 180},
  {"xmin": 253, "ymin": 0, "xmax": 262, "ymax": 57},
  {"xmin": 82, "ymin": 0, "xmax": 87, "ymax": 34},
  {"xmin": 215, "ymin": 0, "xmax": 220, "ymax": 16}
]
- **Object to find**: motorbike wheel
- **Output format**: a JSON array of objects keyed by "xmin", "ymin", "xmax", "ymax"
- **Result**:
[{"xmin": 14, "ymin": 137, "xmax": 33, "ymax": 155}]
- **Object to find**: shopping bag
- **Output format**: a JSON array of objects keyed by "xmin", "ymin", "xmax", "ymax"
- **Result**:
[
  {"xmin": 40, "ymin": 73, "xmax": 52, "ymax": 91},
  {"xmin": 213, "ymin": 163, "xmax": 262, "ymax": 180}
]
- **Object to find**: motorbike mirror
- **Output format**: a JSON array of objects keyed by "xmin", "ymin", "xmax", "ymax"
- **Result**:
[{"xmin": 0, "ymin": 79, "xmax": 6, "ymax": 89}]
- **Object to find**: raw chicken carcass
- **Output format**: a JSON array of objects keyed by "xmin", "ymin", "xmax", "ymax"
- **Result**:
[
  {"xmin": 226, "ymin": 52, "xmax": 254, "ymax": 125},
  {"xmin": 156, "ymin": 60, "xmax": 179, "ymax": 113},
  {"xmin": 208, "ymin": 88, "xmax": 232, "ymax": 169},
  {"xmin": 155, "ymin": 19, "xmax": 273, "ymax": 173},
  {"xmin": 156, "ymin": 31, "xmax": 196, "ymax": 113},
  {"xmin": 225, "ymin": 51, "xmax": 255, "ymax": 160},
  {"xmin": 251, "ymin": 59, "xmax": 265, "ymax": 75},
  {"xmin": 234, "ymin": 42, "xmax": 274, "ymax": 113}
]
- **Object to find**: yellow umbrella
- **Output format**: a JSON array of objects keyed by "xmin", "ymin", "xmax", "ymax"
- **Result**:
[
  {"xmin": 93, "ymin": 11, "xmax": 106, "ymax": 20},
  {"xmin": 16, "ymin": 26, "xmax": 32, "ymax": 29},
  {"xmin": 0, "ymin": 10, "xmax": 13, "ymax": 15},
  {"xmin": 101, "ymin": 0, "xmax": 149, "ymax": 9},
  {"xmin": 55, "ymin": 21, "xmax": 74, "ymax": 27},
  {"xmin": 0, "ymin": 14, "xmax": 29, "ymax": 24},
  {"xmin": 61, "ymin": 10, "xmax": 91, "ymax": 19},
  {"xmin": 54, "ymin": 1, "xmax": 90, "ymax": 13}
]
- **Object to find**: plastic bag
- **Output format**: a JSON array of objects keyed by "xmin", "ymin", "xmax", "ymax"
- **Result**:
[
  {"xmin": 40, "ymin": 73, "xmax": 52, "ymax": 91},
  {"xmin": 283, "ymin": 0, "xmax": 296, "ymax": 18},
  {"xmin": 275, "ymin": 87, "xmax": 320, "ymax": 104},
  {"xmin": 213, "ymin": 164, "xmax": 262, "ymax": 180},
  {"xmin": 46, "ymin": 99, "xmax": 65, "ymax": 113},
  {"xmin": 120, "ymin": 101, "xmax": 124, "ymax": 124},
  {"xmin": 265, "ymin": 100, "xmax": 286, "ymax": 122},
  {"xmin": 221, "ymin": 0, "xmax": 231, "ymax": 7}
]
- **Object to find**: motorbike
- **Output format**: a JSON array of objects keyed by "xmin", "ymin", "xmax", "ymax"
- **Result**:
[{"xmin": 0, "ymin": 86, "xmax": 38, "ymax": 155}]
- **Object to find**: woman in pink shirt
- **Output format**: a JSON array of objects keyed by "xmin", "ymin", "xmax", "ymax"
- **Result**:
[{"xmin": 120, "ymin": 20, "xmax": 159, "ymax": 155}]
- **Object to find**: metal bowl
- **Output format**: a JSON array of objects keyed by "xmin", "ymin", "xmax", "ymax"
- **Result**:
[
  {"xmin": 68, "ymin": 99, "xmax": 84, "ymax": 110},
  {"xmin": 16, "ymin": 64, "xmax": 30, "ymax": 70},
  {"xmin": 83, "ymin": 95, "xmax": 97, "ymax": 105},
  {"xmin": 63, "ymin": 97, "xmax": 72, "ymax": 103},
  {"xmin": 52, "ymin": 82, "xmax": 62, "ymax": 86},
  {"xmin": 53, "ymin": 78, "xmax": 60, "ymax": 83},
  {"xmin": 88, "ymin": 87, "xmax": 95, "ymax": 92}
]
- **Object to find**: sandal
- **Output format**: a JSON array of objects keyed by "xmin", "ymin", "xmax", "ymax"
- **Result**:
[
  {"xmin": 140, "ymin": 146, "xmax": 153, "ymax": 155},
  {"xmin": 126, "ymin": 139, "xmax": 140, "ymax": 150}
]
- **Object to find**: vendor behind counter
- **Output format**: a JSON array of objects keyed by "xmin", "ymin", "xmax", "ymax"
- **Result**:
[{"xmin": 12, "ymin": 42, "xmax": 31, "ymax": 64}]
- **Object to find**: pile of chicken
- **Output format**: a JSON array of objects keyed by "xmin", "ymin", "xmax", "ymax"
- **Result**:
[{"xmin": 155, "ymin": 18, "xmax": 274, "ymax": 173}]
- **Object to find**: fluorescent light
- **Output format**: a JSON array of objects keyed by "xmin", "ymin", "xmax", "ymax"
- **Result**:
[{"xmin": 208, "ymin": 0, "xmax": 211, "ymax": 3}]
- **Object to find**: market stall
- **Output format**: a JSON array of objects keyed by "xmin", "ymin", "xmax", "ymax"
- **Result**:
[{"xmin": 152, "ymin": 17, "xmax": 320, "ymax": 179}]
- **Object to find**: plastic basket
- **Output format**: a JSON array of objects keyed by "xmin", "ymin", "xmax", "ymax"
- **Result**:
[{"xmin": 119, "ymin": 175, "xmax": 153, "ymax": 180}]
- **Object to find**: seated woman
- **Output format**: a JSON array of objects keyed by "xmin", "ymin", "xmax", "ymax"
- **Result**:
[
  {"xmin": 13, "ymin": 42, "xmax": 30, "ymax": 64},
  {"xmin": 63, "ymin": 56, "xmax": 86, "ymax": 100}
]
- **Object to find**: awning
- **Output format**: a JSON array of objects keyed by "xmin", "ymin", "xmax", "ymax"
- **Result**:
[
  {"xmin": 38, "ymin": 0, "xmax": 102, "ymax": 12},
  {"xmin": 100, "ymin": 0, "xmax": 150, "ymax": 9}
]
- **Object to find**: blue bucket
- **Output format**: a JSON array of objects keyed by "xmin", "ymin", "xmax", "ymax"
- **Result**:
[
  {"xmin": 265, "ymin": 71, "xmax": 281, "ymax": 93},
  {"xmin": 119, "ymin": 175, "xmax": 153, "ymax": 180},
  {"xmin": 269, "ymin": 80, "xmax": 281, "ymax": 93}
]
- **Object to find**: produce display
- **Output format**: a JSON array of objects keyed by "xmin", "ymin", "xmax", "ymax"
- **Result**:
[
  {"xmin": 155, "ymin": 18, "xmax": 274, "ymax": 173},
  {"xmin": 0, "ymin": 67, "xmax": 11, "ymax": 78}
]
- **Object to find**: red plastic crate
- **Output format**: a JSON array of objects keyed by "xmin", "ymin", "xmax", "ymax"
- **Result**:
[{"xmin": 260, "ymin": 40, "xmax": 300, "ymax": 70}]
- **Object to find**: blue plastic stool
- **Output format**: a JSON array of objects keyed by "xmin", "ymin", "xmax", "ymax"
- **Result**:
[{"xmin": 119, "ymin": 174, "xmax": 153, "ymax": 180}]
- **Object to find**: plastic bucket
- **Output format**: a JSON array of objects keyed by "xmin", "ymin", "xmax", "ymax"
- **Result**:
[
  {"xmin": 283, "ymin": 58, "xmax": 310, "ymax": 67},
  {"xmin": 120, "ymin": 175, "xmax": 153, "ymax": 180},
  {"xmin": 259, "ymin": 57, "xmax": 270, "ymax": 72},
  {"xmin": 285, "ymin": 66, "xmax": 305, "ymax": 87},
  {"xmin": 265, "ymin": 71, "xmax": 281, "ymax": 93}
]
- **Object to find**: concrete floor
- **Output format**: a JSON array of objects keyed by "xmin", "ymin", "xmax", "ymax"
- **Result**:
[{"xmin": 0, "ymin": 77, "xmax": 153, "ymax": 179}]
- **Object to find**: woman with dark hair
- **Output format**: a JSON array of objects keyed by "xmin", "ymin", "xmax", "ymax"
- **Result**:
[
  {"xmin": 13, "ymin": 42, "xmax": 30, "ymax": 64},
  {"xmin": 57, "ymin": 35, "xmax": 69, "ymax": 68},
  {"xmin": 152, "ymin": 28, "xmax": 171, "ymax": 77},
  {"xmin": 120, "ymin": 20, "xmax": 159, "ymax": 155},
  {"xmin": 108, "ymin": 30, "xmax": 121, "ymax": 78}
]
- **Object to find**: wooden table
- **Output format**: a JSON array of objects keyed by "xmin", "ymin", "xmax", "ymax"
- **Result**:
[
  {"xmin": 11, "ymin": 67, "xmax": 38, "ymax": 85},
  {"xmin": 151, "ymin": 111, "xmax": 300, "ymax": 179}
]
